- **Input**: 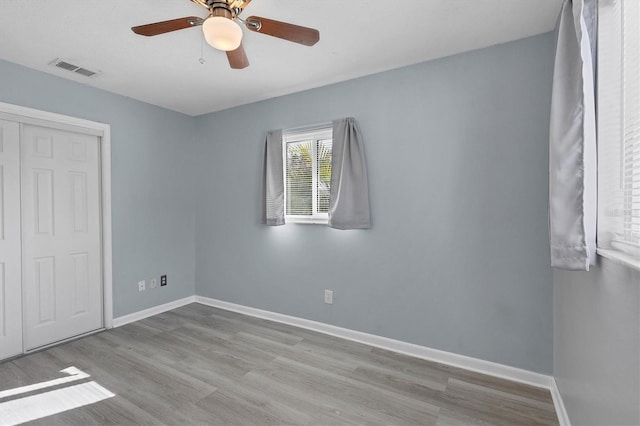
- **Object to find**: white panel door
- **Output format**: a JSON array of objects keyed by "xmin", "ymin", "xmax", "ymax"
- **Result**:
[
  {"xmin": 0, "ymin": 120, "xmax": 23, "ymax": 360},
  {"xmin": 21, "ymin": 124, "xmax": 102, "ymax": 350}
]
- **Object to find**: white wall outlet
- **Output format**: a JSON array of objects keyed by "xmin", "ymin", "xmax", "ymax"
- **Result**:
[
  {"xmin": 324, "ymin": 289, "xmax": 333, "ymax": 304},
  {"xmin": 150, "ymin": 278, "xmax": 158, "ymax": 289},
  {"xmin": 138, "ymin": 280, "xmax": 146, "ymax": 292}
]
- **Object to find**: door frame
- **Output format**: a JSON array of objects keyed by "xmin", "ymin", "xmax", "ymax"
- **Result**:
[{"xmin": 0, "ymin": 101, "xmax": 114, "ymax": 329}]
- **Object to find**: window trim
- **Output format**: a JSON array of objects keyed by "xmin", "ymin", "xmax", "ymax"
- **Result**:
[
  {"xmin": 597, "ymin": 248, "xmax": 640, "ymax": 271},
  {"xmin": 596, "ymin": 0, "xmax": 640, "ymax": 272},
  {"xmin": 282, "ymin": 126, "xmax": 332, "ymax": 225}
]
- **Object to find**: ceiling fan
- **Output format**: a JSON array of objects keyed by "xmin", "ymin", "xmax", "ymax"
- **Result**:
[{"xmin": 131, "ymin": 0, "xmax": 320, "ymax": 69}]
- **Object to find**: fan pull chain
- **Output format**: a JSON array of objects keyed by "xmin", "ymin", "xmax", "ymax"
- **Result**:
[{"xmin": 199, "ymin": 33, "xmax": 206, "ymax": 64}]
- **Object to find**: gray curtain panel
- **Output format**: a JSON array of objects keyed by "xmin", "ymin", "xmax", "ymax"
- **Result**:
[
  {"xmin": 262, "ymin": 129, "xmax": 285, "ymax": 226},
  {"xmin": 329, "ymin": 118, "xmax": 371, "ymax": 229},
  {"xmin": 549, "ymin": 0, "xmax": 597, "ymax": 270}
]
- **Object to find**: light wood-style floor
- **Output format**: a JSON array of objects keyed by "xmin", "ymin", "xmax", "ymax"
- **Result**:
[{"xmin": 0, "ymin": 304, "xmax": 558, "ymax": 425}]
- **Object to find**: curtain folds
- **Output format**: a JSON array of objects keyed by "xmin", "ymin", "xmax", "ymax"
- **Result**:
[
  {"xmin": 262, "ymin": 129, "xmax": 285, "ymax": 226},
  {"xmin": 549, "ymin": 0, "xmax": 597, "ymax": 270},
  {"xmin": 328, "ymin": 118, "xmax": 371, "ymax": 230}
]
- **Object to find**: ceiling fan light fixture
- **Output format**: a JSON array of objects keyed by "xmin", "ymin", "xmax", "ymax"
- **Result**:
[{"xmin": 202, "ymin": 16, "xmax": 243, "ymax": 51}]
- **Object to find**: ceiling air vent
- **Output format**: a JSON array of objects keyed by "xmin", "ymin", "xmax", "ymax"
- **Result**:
[
  {"xmin": 74, "ymin": 67, "xmax": 97, "ymax": 77},
  {"xmin": 48, "ymin": 58, "xmax": 99, "ymax": 78}
]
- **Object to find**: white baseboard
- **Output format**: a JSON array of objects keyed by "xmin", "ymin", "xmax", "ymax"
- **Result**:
[
  {"xmin": 194, "ymin": 296, "xmax": 555, "ymax": 390},
  {"xmin": 112, "ymin": 296, "xmax": 196, "ymax": 327},
  {"xmin": 550, "ymin": 378, "xmax": 571, "ymax": 426}
]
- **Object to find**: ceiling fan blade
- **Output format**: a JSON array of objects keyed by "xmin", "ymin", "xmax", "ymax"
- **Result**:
[
  {"xmin": 244, "ymin": 16, "xmax": 319, "ymax": 46},
  {"xmin": 131, "ymin": 16, "xmax": 203, "ymax": 36},
  {"xmin": 226, "ymin": 43, "xmax": 250, "ymax": 69}
]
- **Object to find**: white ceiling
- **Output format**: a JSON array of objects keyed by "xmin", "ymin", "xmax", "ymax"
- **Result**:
[{"xmin": 0, "ymin": 0, "xmax": 561, "ymax": 116}]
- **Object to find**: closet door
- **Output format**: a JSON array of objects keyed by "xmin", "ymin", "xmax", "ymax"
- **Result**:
[
  {"xmin": 21, "ymin": 124, "xmax": 102, "ymax": 350},
  {"xmin": 0, "ymin": 120, "xmax": 23, "ymax": 360}
]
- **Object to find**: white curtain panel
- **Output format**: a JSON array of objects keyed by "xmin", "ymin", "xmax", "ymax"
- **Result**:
[
  {"xmin": 329, "ymin": 118, "xmax": 371, "ymax": 230},
  {"xmin": 549, "ymin": 0, "xmax": 597, "ymax": 270},
  {"xmin": 262, "ymin": 129, "xmax": 285, "ymax": 226}
]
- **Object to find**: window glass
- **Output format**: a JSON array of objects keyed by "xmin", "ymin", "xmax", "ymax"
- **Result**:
[{"xmin": 283, "ymin": 128, "xmax": 332, "ymax": 224}]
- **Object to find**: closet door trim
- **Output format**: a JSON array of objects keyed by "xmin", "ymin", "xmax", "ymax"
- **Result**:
[
  {"xmin": 0, "ymin": 112, "xmax": 104, "ymax": 137},
  {"xmin": 0, "ymin": 101, "xmax": 113, "ymax": 329}
]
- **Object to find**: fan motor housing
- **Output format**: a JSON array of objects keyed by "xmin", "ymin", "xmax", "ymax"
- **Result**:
[{"xmin": 208, "ymin": 1, "xmax": 237, "ymax": 18}]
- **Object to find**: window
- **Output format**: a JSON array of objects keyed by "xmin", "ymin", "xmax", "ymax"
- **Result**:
[
  {"xmin": 597, "ymin": 0, "xmax": 640, "ymax": 264},
  {"xmin": 283, "ymin": 127, "xmax": 332, "ymax": 224}
]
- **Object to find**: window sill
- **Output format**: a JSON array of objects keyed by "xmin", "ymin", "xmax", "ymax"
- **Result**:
[
  {"xmin": 596, "ymin": 248, "xmax": 640, "ymax": 272},
  {"xmin": 285, "ymin": 217, "xmax": 328, "ymax": 225}
]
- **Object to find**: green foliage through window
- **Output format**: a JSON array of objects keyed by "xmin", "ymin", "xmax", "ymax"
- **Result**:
[{"xmin": 285, "ymin": 139, "xmax": 332, "ymax": 218}]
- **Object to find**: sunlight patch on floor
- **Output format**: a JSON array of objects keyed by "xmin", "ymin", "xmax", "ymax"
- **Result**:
[{"xmin": 0, "ymin": 367, "xmax": 115, "ymax": 426}]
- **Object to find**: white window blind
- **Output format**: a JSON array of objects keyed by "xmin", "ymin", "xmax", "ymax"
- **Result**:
[
  {"xmin": 283, "ymin": 127, "xmax": 332, "ymax": 224},
  {"xmin": 597, "ymin": 0, "xmax": 640, "ymax": 260},
  {"xmin": 286, "ymin": 140, "xmax": 313, "ymax": 216}
]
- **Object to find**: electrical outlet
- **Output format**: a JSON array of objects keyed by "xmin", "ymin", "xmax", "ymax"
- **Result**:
[
  {"xmin": 324, "ymin": 289, "xmax": 333, "ymax": 304},
  {"xmin": 160, "ymin": 275, "xmax": 167, "ymax": 286},
  {"xmin": 150, "ymin": 278, "xmax": 158, "ymax": 289},
  {"xmin": 138, "ymin": 280, "xmax": 146, "ymax": 292}
]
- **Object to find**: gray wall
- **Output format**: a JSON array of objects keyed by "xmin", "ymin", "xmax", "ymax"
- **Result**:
[
  {"xmin": 0, "ymin": 32, "xmax": 558, "ymax": 374},
  {"xmin": 554, "ymin": 258, "xmax": 640, "ymax": 425},
  {"xmin": 0, "ymin": 59, "xmax": 197, "ymax": 317},
  {"xmin": 194, "ymin": 33, "xmax": 556, "ymax": 374}
]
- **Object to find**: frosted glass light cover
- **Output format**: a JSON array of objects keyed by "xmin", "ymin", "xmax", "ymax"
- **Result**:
[{"xmin": 202, "ymin": 16, "xmax": 243, "ymax": 51}]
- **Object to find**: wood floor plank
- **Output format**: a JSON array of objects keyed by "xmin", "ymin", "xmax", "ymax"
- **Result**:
[
  {"xmin": 27, "ymin": 396, "xmax": 163, "ymax": 426},
  {"xmin": 447, "ymin": 378, "xmax": 555, "ymax": 412},
  {"xmin": 436, "ymin": 406, "xmax": 497, "ymax": 426},
  {"xmin": 253, "ymin": 356, "xmax": 441, "ymax": 425},
  {"xmin": 0, "ymin": 303, "xmax": 558, "ymax": 425},
  {"xmin": 242, "ymin": 369, "xmax": 389, "ymax": 426},
  {"xmin": 441, "ymin": 378, "xmax": 558, "ymax": 425},
  {"xmin": 196, "ymin": 381, "xmax": 313, "ymax": 426}
]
